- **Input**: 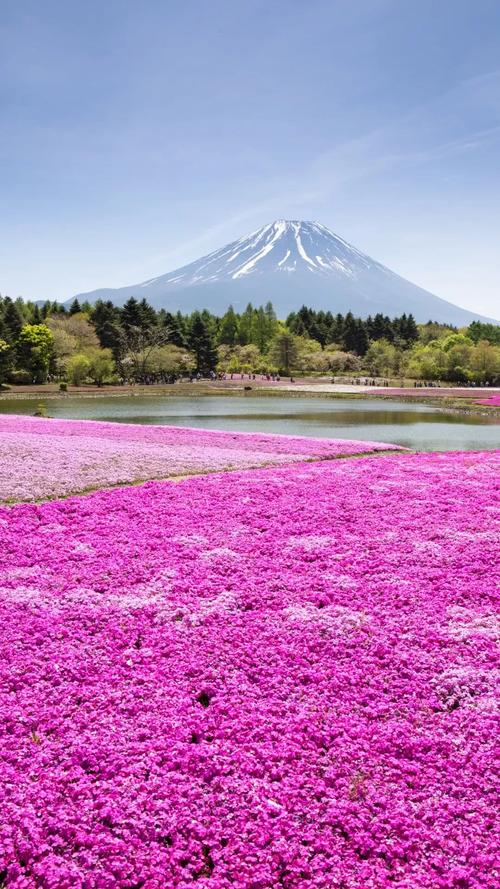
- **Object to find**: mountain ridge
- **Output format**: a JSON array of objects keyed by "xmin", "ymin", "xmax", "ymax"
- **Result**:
[{"xmin": 73, "ymin": 220, "xmax": 497, "ymax": 324}]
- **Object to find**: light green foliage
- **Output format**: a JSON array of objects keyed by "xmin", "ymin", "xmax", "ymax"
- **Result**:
[
  {"xmin": 218, "ymin": 306, "xmax": 239, "ymax": 347},
  {"xmin": 146, "ymin": 344, "xmax": 195, "ymax": 376},
  {"xmin": 325, "ymin": 347, "xmax": 362, "ymax": 373},
  {"xmin": 17, "ymin": 324, "xmax": 54, "ymax": 383},
  {"xmin": 269, "ymin": 332, "xmax": 300, "ymax": 375},
  {"xmin": 364, "ymin": 339, "xmax": 400, "ymax": 376},
  {"xmin": 66, "ymin": 354, "xmax": 91, "ymax": 386},
  {"xmin": 0, "ymin": 338, "xmax": 12, "ymax": 383},
  {"xmin": 85, "ymin": 348, "xmax": 115, "ymax": 386},
  {"xmin": 405, "ymin": 335, "xmax": 500, "ymax": 383},
  {"xmin": 2, "ymin": 294, "xmax": 499, "ymax": 386}
]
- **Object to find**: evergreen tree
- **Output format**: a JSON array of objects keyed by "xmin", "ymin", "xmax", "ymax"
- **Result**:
[
  {"xmin": 121, "ymin": 297, "xmax": 144, "ymax": 332},
  {"xmin": 138, "ymin": 298, "xmax": 158, "ymax": 330},
  {"xmin": 253, "ymin": 306, "xmax": 271, "ymax": 351},
  {"xmin": 69, "ymin": 298, "xmax": 81, "ymax": 315},
  {"xmin": 238, "ymin": 303, "xmax": 255, "ymax": 345},
  {"xmin": 343, "ymin": 314, "xmax": 369, "ymax": 355},
  {"xmin": 159, "ymin": 311, "xmax": 187, "ymax": 347},
  {"xmin": 329, "ymin": 313, "xmax": 345, "ymax": 345},
  {"xmin": 402, "ymin": 313, "xmax": 419, "ymax": 345},
  {"xmin": 270, "ymin": 332, "xmax": 299, "ymax": 374},
  {"xmin": 91, "ymin": 300, "xmax": 123, "ymax": 354},
  {"xmin": 264, "ymin": 302, "xmax": 277, "ymax": 341},
  {"xmin": 218, "ymin": 305, "xmax": 239, "ymax": 346},
  {"xmin": 174, "ymin": 311, "xmax": 188, "ymax": 347},
  {"xmin": 188, "ymin": 313, "xmax": 218, "ymax": 374},
  {"xmin": 2, "ymin": 297, "xmax": 24, "ymax": 344}
]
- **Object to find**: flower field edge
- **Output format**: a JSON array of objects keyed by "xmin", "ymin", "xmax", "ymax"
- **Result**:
[{"xmin": 0, "ymin": 414, "xmax": 405, "ymax": 503}]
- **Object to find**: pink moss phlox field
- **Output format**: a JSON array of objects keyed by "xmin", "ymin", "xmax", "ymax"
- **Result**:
[
  {"xmin": 371, "ymin": 388, "xmax": 500, "ymax": 399},
  {"xmin": 0, "ymin": 415, "xmax": 400, "ymax": 502},
  {"xmin": 0, "ymin": 451, "xmax": 499, "ymax": 887},
  {"xmin": 475, "ymin": 394, "xmax": 500, "ymax": 406}
]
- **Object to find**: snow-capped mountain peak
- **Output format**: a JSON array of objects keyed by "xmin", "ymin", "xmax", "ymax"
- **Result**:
[
  {"xmin": 140, "ymin": 220, "xmax": 376, "ymax": 290},
  {"xmin": 73, "ymin": 220, "xmax": 497, "ymax": 324}
]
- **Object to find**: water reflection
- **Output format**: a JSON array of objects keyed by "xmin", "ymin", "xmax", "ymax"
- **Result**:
[{"xmin": 0, "ymin": 395, "xmax": 498, "ymax": 451}]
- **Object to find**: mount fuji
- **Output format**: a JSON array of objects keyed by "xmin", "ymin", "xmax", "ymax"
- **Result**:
[{"xmin": 74, "ymin": 220, "xmax": 496, "ymax": 324}]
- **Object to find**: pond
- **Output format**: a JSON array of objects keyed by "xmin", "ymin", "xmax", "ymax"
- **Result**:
[{"xmin": 0, "ymin": 394, "xmax": 498, "ymax": 451}]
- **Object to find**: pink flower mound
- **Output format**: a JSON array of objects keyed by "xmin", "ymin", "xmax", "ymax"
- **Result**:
[
  {"xmin": 475, "ymin": 394, "xmax": 500, "ymax": 406},
  {"xmin": 372, "ymin": 388, "xmax": 500, "ymax": 399},
  {"xmin": 0, "ymin": 415, "xmax": 400, "ymax": 502},
  {"xmin": 0, "ymin": 451, "xmax": 499, "ymax": 887}
]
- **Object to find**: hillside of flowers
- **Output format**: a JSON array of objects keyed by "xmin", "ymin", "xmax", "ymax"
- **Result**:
[
  {"xmin": 0, "ymin": 449, "xmax": 498, "ymax": 887},
  {"xmin": 0, "ymin": 415, "xmax": 400, "ymax": 502}
]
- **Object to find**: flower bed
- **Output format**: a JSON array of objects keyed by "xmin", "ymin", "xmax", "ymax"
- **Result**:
[
  {"xmin": 475, "ymin": 394, "xmax": 500, "ymax": 406},
  {"xmin": 0, "ymin": 415, "xmax": 400, "ymax": 502},
  {"xmin": 0, "ymin": 450, "xmax": 498, "ymax": 886},
  {"xmin": 371, "ymin": 387, "xmax": 500, "ymax": 398}
]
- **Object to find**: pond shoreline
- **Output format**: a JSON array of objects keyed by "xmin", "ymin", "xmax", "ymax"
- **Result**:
[
  {"xmin": 1, "ymin": 380, "xmax": 499, "ymax": 419},
  {"xmin": 0, "ymin": 393, "xmax": 498, "ymax": 451}
]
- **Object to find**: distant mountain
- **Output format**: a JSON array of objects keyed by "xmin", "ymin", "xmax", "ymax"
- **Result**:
[{"xmin": 74, "ymin": 220, "xmax": 497, "ymax": 324}]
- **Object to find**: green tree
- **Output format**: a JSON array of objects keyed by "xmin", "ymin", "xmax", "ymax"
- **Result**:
[
  {"xmin": 343, "ymin": 314, "xmax": 369, "ymax": 355},
  {"xmin": 121, "ymin": 297, "xmax": 148, "ymax": 332},
  {"xmin": 91, "ymin": 300, "xmax": 123, "ymax": 354},
  {"xmin": 254, "ymin": 305, "xmax": 277, "ymax": 351},
  {"xmin": 147, "ymin": 344, "xmax": 195, "ymax": 377},
  {"xmin": 121, "ymin": 326, "xmax": 171, "ymax": 382},
  {"xmin": 17, "ymin": 324, "xmax": 54, "ymax": 383},
  {"xmin": 50, "ymin": 326, "xmax": 78, "ymax": 377},
  {"xmin": 269, "ymin": 332, "xmax": 299, "ymax": 374},
  {"xmin": 2, "ymin": 297, "xmax": 24, "ymax": 344},
  {"xmin": 467, "ymin": 322, "xmax": 500, "ymax": 346},
  {"xmin": 69, "ymin": 298, "xmax": 81, "ymax": 315},
  {"xmin": 86, "ymin": 348, "xmax": 115, "ymax": 386},
  {"xmin": 188, "ymin": 313, "xmax": 218, "ymax": 374},
  {"xmin": 364, "ymin": 339, "xmax": 398, "ymax": 376},
  {"xmin": 218, "ymin": 305, "xmax": 239, "ymax": 346},
  {"xmin": 158, "ymin": 311, "xmax": 187, "ymax": 348},
  {"xmin": 67, "ymin": 353, "xmax": 91, "ymax": 386},
  {"xmin": 470, "ymin": 340, "xmax": 500, "ymax": 382},
  {"xmin": 238, "ymin": 303, "xmax": 255, "ymax": 346},
  {"xmin": 0, "ymin": 338, "xmax": 13, "ymax": 384}
]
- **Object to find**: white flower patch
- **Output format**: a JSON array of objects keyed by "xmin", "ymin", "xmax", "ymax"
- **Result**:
[
  {"xmin": 284, "ymin": 602, "xmax": 368, "ymax": 632},
  {"xmin": 200, "ymin": 546, "xmax": 238, "ymax": 561},
  {"xmin": 190, "ymin": 589, "xmax": 238, "ymax": 624},
  {"xmin": 286, "ymin": 534, "xmax": 334, "ymax": 551},
  {"xmin": 447, "ymin": 606, "xmax": 500, "ymax": 641}
]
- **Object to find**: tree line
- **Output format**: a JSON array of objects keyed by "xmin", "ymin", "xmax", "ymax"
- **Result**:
[{"xmin": 0, "ymin": 293, "xmax": 499, "ymax": 386}]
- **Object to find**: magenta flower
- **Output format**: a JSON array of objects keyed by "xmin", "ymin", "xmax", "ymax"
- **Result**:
[{"xmin": 0, "ymin": 448, "xmax": 498, "ymax": 886}]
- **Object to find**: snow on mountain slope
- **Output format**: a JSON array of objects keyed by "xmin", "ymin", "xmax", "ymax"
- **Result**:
[
  {"xmin": 74, "ymin": 221, "xmax": 497, "ymax": 324},
  {"xmin": 135, "ymin": 221, "xmax": 377, "ymax": 287}
]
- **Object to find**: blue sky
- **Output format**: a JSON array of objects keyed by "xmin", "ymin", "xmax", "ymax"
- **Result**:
[{"xmin": 1, "ymin": 0, "xmax": 500, "ymax": 316}]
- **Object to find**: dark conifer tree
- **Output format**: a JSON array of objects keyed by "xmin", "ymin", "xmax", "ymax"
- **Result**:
[
  {"xmin": 121, "ymin": 297, "xmax": 144, "ymax": 332},
  {"xmin": 219, "ymin": 305, "xmax": 239, "ymax": 346},
  {"xmin": 2, "ymin": 297, "xmax": 24, "ymax": 343},
  {"xmin": 91, "ymin": 300, "xmax": 123, "ymax": 354},
  {"xmin": 188, "ymin": 312, "xmax": 218, "ymax": 374}
]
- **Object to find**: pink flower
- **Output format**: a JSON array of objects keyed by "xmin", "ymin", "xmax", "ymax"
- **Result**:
[{"xmin": 0, "ymin": 448, "xmax": 498, "ymax": 885}]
